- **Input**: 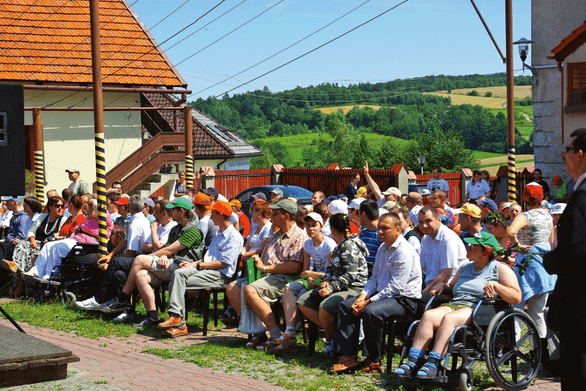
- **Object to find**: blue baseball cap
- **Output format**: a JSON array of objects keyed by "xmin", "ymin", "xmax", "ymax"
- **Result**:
[{"xmin": 1, "ymin": 196, "xmax": 23, "ymax": 202}]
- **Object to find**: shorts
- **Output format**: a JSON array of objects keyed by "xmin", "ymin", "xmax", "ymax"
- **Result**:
[
  {"xmin": 249, "ymin": 273, "xmax": 299, "ymax": 304},
  {"xmin": 286, "ymin": 279, "xmax": 309, "ymax": 298},
  {"xmin": 149, "ymin": 256, "xmax": 179, "ymax": 285},
  {"xmin": 297, "ymin": 287, "xmax": 363, "ymax": 316},
  {"xmin": 441, "ymin": 302, "xmax": 473, "ymax": 311}
]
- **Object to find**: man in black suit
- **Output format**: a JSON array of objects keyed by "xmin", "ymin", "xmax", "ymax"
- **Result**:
[{"xmin": 544, "ymin": 128, "xmax": 586, "ymax": 389}]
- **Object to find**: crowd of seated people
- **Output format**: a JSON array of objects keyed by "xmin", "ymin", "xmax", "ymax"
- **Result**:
[{"xmin": 0, "ymin": 162, "xmax": 568, "ymax": 379}]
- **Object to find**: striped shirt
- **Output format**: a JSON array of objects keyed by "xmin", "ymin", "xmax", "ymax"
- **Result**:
[{"xmin": 359, "ymin": 227, "xmax": 381, "ymax": 265}]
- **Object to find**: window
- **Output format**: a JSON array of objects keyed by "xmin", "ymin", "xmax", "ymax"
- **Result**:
[{"xmin": 568, "ymin": 62, "xmax": 586, "ymax": 105}]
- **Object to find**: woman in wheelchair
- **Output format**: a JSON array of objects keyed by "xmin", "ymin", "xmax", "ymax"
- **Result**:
[{"xmin": 395, "ymin": 231, "xmax": 521, "ymax": 380}]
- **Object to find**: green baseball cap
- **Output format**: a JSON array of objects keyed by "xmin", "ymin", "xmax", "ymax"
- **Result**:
[
  {"xmin": 269, "ymin": 198, "xmax": 298, "ymax": 215},
  {"xmin": 165, "ymin": 196, "xmax": 193, "ymax": 211},
  {"xmin": 463, "ymin": 231, "xmax": 502, "ymax": 253}
]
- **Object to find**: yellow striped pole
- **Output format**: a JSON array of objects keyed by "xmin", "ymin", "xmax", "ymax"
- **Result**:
[
  {"xmin": 32, "ymin": 109, "xmax": 45, "ymax": 201},
  {"xmin": 90, "ymin": 0, "xmax": 108, "ymax": 255},
  {"xmin": 184, "ymin": 106, "xmax": 194, "ymax": 189},
  {"xmin": 505, "ymin": 0, "xmax": 516, "ymax": 202}
]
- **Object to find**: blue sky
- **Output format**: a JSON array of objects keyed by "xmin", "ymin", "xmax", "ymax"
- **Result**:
[{"xmin": 130, "ymin": 0, "xmax": 532, "ymax": 100}]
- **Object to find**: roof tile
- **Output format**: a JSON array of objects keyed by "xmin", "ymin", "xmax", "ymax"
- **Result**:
[{"xmin": 0, "ymin": 0, "xmax": 184, "ymax": 87}]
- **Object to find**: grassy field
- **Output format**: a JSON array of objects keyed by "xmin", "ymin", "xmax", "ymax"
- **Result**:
[
  {"xmin": 314, "ymin": 105, "xmax": 382, "ymax": 114},
  {"xmin": 424, "ymin": 85, "xmax": 532, "ymax": 110}
]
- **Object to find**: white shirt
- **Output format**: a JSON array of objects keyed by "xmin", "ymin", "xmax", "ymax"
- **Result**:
[
  {"xmin": 126, "ymin": 212, "xmax": 151, "ymax": 254},
  {"xmin": 303, "ymin": 236, "xmax": 337, "ymax": 273},
  {"xmin": 248, "ymin": 221, "xmax": 272, "ymax": 252},
  {"xmin": 403, "ymin": 227, "xmax": 421, "ymax": 255},
  {"xmin": 466, "ymin": 179, "xmax": 491, "ymax": 200},
  {"xmin": 146, "ymin": 220, "xmax": 178, "ymax": 247},
  {"xmin": 0, "ymin": 210, "xmax": 13, "ymax": 228},
  {"xmin": 420, "ymin": 224, "xmax": 467, "ymax": 287},
  {"xmin": 203, "ymin": 224, "xmax": 243, "ymax": 278}
]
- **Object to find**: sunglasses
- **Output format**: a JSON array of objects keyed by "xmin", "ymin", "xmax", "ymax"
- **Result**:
[{"xmin": 53, "ymin": 204, "xmax": 65, "ymax": 209}]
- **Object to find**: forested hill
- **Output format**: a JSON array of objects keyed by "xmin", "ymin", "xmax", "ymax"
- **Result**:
[{"xmin": 190, "ymin": 73, "xmax": 533, "ymax": 170}]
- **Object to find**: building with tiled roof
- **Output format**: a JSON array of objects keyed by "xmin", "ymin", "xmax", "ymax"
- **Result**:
[
  {"xmin": 531, "ymin": 2, "xmax": 586, "ymax": 186},
  {"xmin": 0, "ymin": 0, "xmax": 259, "ymax": 196}
]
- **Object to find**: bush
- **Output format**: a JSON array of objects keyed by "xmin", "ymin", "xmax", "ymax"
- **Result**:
[
  {"xmin": 485, "ymin": 91, "xmax": 493, "ymax": 97},
  {"xmin": 467, "ymin": 90, "xmax": 479, "ymax": 96}
]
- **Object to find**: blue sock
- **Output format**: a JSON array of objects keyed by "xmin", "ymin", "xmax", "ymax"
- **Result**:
[
  {"xmin": 395, "ymin": 347, "xmax": 425, "ymax": 375},
  {"xmin": 425, "ymin": 351, "xmax": 444, "ymax": 369}
]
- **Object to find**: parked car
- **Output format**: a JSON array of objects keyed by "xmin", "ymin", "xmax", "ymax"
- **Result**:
[
  {"xmin": 234, "ymin": 185, "xmax": 313, "ymax": 215},
  {"xmin": 408, "ymin": 183, "xmax": 428, "ymax": 194}
]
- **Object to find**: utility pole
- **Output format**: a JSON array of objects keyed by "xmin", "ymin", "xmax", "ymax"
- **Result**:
[
  {"xmin": 89, "ymin": 0, "xmax": 108, "ymax": 255},
  {"xmin": 505, "ymin": 0, "xmax": 516, "ymax": 202}
]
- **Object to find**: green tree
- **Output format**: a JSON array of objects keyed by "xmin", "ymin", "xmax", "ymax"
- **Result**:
[
  {"xmin": 317, "ymin": 112, "xmax": 360, "ymax": 167},
  {"xmin": 402, "ymin": 127, "xmax": 479, "ymax": 172}
]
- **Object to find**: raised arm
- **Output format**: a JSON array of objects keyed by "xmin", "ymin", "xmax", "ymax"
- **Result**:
[{"xmin": 363, "ymin": 161, "xmax": 382, "ymax": 202}]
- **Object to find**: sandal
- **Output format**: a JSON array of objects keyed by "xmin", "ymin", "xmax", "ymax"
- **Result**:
[
  {"xmin": 415, "ymin": 358, "xmax": 441, "ymax": 380},
  {"xmin": 327, "ymin": 355, "xmax": 360, "ymax": 374},
  {"xmin": 244, "ymin": 334, "xmax": 267, "ymax": 349},
  {"xmin": 276, "ymin": 331, "xmax": 296, "ymax": 344},
  {"xmin": 395, "ymin": 360, "xmax": 419, "ymax": 378}
]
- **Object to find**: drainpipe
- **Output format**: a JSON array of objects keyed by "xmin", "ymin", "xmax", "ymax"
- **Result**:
[
  {"xmin": 216, "ymin": 159, "xmax": 227, "ymax": 170},
  {"xmin": 184, "ymin": 106, "xmax": 194, "ymax": 189},
  {"xmin": 557, "ymin": 60, "xmax": 565, "ymax": 142}
]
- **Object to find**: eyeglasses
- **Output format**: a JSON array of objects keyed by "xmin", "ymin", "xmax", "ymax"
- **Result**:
[
  {"xmin": 53, "ymin": 204, "xmax": 65, "ymax": 209},
  {"xmin": 563, "ymin": 145, "xmax": 577, "ymax": 154}
]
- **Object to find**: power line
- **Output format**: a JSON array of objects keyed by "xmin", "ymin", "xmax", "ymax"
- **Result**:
[
  {"xmin": 191, "ymin": 0, "xmax": 372, "ymax": 96},
  {"xmin": 0, "ymin": 0, "xmax": 43, "ymax": 36},
  {"xmin": 193, "ymin": 0, "xmax": 410, "ymax": 103},
  {"xmin": 174, "ymin": 0, "xmax": 285, "ymax": 67},
  {"xmin": 161, "ymin": 0, "xmax": 247, "ymax": 53},
  {"xmin": 102, "ymin": 0, "xmax": 227, "ymax": 82},
  {"xmin": 147, "ymin": 0, "xmax": 192, "ymax": 30}
]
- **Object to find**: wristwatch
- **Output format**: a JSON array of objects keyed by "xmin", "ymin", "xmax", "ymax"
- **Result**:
[
  {"xmin": 262, "ymin": 265, "xmax": 268, "ymax": 273},
  {"xmin": 196, "ymin": 261, "xmax": 201, "ymax": 271}
]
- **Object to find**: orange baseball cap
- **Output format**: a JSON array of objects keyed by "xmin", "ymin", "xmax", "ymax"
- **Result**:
[
  {"xmin": 213, "ymin": 200, "xmax": 232, "ymax": 217},
  {"xmin": 523, "ymin": 183, "xmax": 544, "ymax": 203},
  {"xmin": 551, "ymin": 175, "xmax": 562, "ymax": 186},
  {"xmin": 229, "ymin": 199, "xmax": 242, "ymax": 209},
  {"xmin": 193, "ymin": 192, "xmax": 212, "ymax": 210}
]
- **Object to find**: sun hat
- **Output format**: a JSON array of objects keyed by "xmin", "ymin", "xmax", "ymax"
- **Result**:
[
  {"xmin": 500, "ymin": 201, "xmax": 512, "ymax": 211},
  {"xmin": 551, "ymin": 175, "xmax": 562, "ymax": 186},
  {"xmin": 65, "ymin": 167, "xmax": 79, "ymax": 173},
  {"xmin": 1, "ymin": 196, "xmax": 23, "ymax": 202},
  {"xmin": 454, "ymin": 203, "xmax": 482, "ymax": 219},
  {"xmin": 463, "ymin": 231, "xmax": 502, "ymax": 254},
  {"xmin": 303, "ymin": 212, "xmax": 324, "ymax": 226},
  {"xmin": 165, "ymin": 197, "xmax": 193, "ymax": 211},
  {"xmin": 382, "ymin": 200, "xmax": 397, "ymax": 210},
  {"xmin": 213, "ymin": 200, "xmax": 232, "ymax": 217},
  {"xmin": 382, "ymin": 187, "xmax": 401, "ymax": 197},
  {"xmin": 143, "ymin": 197, "xmax": 155, "ymax": 208},
  {"xmin": 269, "ymin": 198, "xmax": 298, "ymax": 215},
  {"xmin": 421, "ymin": 189, "xmax": 431, "ymax": 196},
  {"xmin": 356, "ymin": 187, "xmax": 367, "ymax": 198}
]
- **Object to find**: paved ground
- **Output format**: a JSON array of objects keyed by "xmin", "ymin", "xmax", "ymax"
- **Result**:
[{"xmin": 0, "ymin": 316, "xmax": 562, "ymax": 391}]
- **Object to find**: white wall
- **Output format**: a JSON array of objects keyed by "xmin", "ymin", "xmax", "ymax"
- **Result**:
[
  {"xmin": 532, "ymin": 1, "xmax": 586, "ymax": 184},
  {"xmin": 24, "ymin": 90, "xmax": 142, "ymax": 194}
]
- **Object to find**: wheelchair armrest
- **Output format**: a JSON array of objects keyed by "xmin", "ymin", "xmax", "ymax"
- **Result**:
[
  {"xmin": 423, "ymin": 290, "xmax": 453, "ymax": 311},
  {"xmin": 471, "ymin": 298, "xmax": 511, "ymax": 328}
]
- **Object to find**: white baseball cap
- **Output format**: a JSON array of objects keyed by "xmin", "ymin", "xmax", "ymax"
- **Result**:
[
  {"xmin": 328, "ymin": 199, "xmax": 348, "ymax": 215},
  {"xmin": 303, "ymin": 212, "xmax": 324, "ymax": 225},
  {"xmin": 348, "ymin": 197, "xmax": 365, "ymax": 210}
]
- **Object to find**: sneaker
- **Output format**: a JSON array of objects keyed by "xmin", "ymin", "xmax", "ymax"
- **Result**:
[
  {"xmin": 113, "ymin": 310, "xmax": 134, "ymax": 323},
  {"xmin": 1, "ymin": 259, "xmax": 18, "ymax": 274},
  {"xmin": 133, "ymin": 317, "xmax": 160, "ymax": 328},
  {"xmin": 75, "ymin": 297, "xmax": 101, "ymax": 311},
  {"xmin": 99, "ymin": 297, "xmax": 128, "ymax": 314},
  {"xmin": 23, "ymin": 266, "xmax": 39, "ymax": 278}
]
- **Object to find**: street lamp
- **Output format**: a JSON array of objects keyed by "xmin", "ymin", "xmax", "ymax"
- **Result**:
[
  {"xmin": 417, "ymin": 155, "xmax": 426, "ymax": 175},
  {"xmin": 513, "ymin": 37, "xmax": 536, "ymax": 74}
]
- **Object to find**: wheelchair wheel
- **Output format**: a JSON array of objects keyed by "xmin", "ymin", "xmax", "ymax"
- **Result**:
[
  {"xmin": 485, "ymin": 307, "xmax": 541, "ymax": 390},
  {"xmin": 459, "ymin": 371, "xmax": 473, "ymax": 391},
  {"xmin": 62, "ymin": 291, "xmax": 77, "ymax": 305}
]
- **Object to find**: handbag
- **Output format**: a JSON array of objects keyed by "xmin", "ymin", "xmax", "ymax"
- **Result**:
[{"xmin": 237, "ymin": 281, "xmax": 267, "ymax": 335}]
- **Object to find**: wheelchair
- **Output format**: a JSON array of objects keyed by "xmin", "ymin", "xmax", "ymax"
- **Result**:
[
  {"xmin": 398, "ymin": 296, "xmax": 542, "ymax": 391},
  {"xmin": 29, "ymin": 243, "xmax": 99, "ymax": 304}
]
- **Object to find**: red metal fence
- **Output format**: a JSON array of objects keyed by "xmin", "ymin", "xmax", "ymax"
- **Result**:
[
  {"xmin": 414, "ymin": 172, "xmax": 462, "ymax": 206},
  {"xmin": 281, "ymin": 168, "xmax": 398, "ymax": 197},
  {"xmin": 213, "ymin": 169, "xmax": 271, "ymax": 199}
]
